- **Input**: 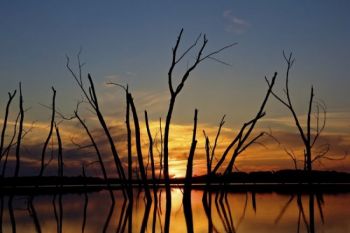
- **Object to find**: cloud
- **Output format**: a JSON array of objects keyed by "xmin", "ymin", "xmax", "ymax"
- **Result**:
[
  {"xmin": 223, "ymin": 10, "xmax": 251, "ymax": 34},
  {"xmin": 2, "ymin": 107, "xmax": 350, "ymax": 178}
]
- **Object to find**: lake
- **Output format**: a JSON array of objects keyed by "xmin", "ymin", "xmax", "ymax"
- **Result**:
[{"xmin": 1, "ymin": 188, "xmax": 349, "ymax": 232}]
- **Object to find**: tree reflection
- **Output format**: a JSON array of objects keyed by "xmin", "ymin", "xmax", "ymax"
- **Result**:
[
  {"xmin": 0, "ymin": 189, "xmax": 336, "ymax": 233},
  {"xmin": 275, "ymin": 192, "xmax": 325, "ymax": 233},
  {"xmin": 8, "ymin": 195, "xmax": 16, "ymax": 233},
  {"xmin": 27, "ymin": 196, "xmax": 41, "ymax": 233}
]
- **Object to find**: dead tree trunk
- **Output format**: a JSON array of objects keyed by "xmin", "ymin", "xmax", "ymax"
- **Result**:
[
  {"xmin": 145, "ymin": 111, "xmax": 156, "ymax": 187},
  {"xmin": 0, "ymin": 91, "xmax": 17, "ymax": 177},
  {"xmin": 0, "ymin": 90, "xmax": 16, "ymax": 161},
  {"xmin": 163, "ymin": 29, "xmax": 236, "ymax": 233},
  {"xmin": 126, "ymin": 86, "xmax": 133, "ymax": 186},
  {"xmin": 67, "ymin": 57, "xmax": 126, "ymax": 182},
  {"xmin": 127, "ymin": 93, "xmax": 152, "ymax": 201},
  {"xmin": 164, "ymin": 29, "xmax": 236, "ymax": 184},
  {"xmin": 266, "ymin": 52, "xmax": 328, "ymax": 172},
  {"xmin": 184, "ymin": 109, "xmax": 198, "ymax": 188},
  {"xmin": 55, "ymin": 124, "xmax": 63, "ymax": 177},
  {"xmin": 39, "ymin": 87, "xmax": 56, "ymax": 176},
  {"xmin": 1, "ymin": 113, "xmax": 19, "ymax": 177},
  {"xmin": 75, "ymin": 110, "xmax": 114, "ymax": 198},
  {"xmin": 14, "ymin": 83, "xmax": 24, "ymax": 177},
  {"xmin": 211, "ymin": 72, "xmax": 277, "ymax": 175}
]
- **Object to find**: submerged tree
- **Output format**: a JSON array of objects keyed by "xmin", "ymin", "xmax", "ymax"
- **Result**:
[
  {"xmin": 164, "ymin": 28, "xmax": 237, "ymax": 184},
  {"xmin": 266, "ymin": 52, "xmax": 328, "ymax": 172},
  {"xmin": 163, "ymin": 28, "xmax": 236, "ymax": 233},
  {"xmin": 210, "ymin": 72, "xmax": 277, "ymax": 176},
  {"xmin": 67, "ymin": 54, "xmax": 126, "ymax": 183},
  {"xmin": 39, "ymin": 87, "xmax": 56, "ymax": 176},
  {"xmin": 14, "ymin": 83, "xmax": 24, "ymax": 177},
  {"xmin": 0, "ymin": 90, "xmax": 17, "ymax": 175}
]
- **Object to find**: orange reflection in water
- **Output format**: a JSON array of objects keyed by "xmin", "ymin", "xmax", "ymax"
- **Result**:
[{"xmin": 1, "ymin": 190, "xmax": 350, "ymax": 232}]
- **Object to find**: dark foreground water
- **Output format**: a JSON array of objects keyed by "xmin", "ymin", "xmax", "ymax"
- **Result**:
[{"xmin": 1, "ymin": 188, "xmax": 349, "ymax": 232}]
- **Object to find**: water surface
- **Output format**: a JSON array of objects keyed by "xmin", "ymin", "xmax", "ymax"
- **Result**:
[{"xmin": 1, "ymin": 189, "xmax": 349, "ymax": 232}]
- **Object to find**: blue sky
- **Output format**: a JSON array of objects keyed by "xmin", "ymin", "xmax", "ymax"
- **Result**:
[{"xmin": 1, "ymin": 1, "xmax": 349, "ymax": 124}]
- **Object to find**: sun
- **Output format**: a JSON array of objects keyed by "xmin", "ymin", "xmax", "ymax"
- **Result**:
[{"xmin": 169, "ymin": 159, "xmax": 187, "ymax": 178}]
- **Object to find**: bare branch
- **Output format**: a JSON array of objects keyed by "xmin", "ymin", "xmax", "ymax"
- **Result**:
[
  {"xmin": 175, "ymin": 33, "xmax": 202, "ymax": 64},
  {"xmin": 75, "ymin": 108, "xmax": 113, "ymax": 197},
  {"xmin": 199, "ymin": 42, "xmax": 238, "ymax": 62},
  {"xmin": 211, "ymin": 115, "xmax": 226, "ymax": 166},
  {"xmin": 207, "ymin": 56, "xmax": 232, "ymax": 66},
  {"xmin": 1, "ymin": 112, "xmax": 20, "ymax": 177}
]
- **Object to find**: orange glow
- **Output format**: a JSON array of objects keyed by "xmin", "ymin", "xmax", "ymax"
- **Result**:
[{"xmin": 2, "ymin": 113, "xmax": 350, "ymax": 177}]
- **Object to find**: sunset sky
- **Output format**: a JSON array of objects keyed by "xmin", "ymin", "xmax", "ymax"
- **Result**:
[{"xmin": 0, "ymin": 1, "xmax": 350, "ymax": 177}]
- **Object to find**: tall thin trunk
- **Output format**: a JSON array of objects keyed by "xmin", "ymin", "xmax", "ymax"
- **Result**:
[
  {"xmin": 306, "ymin": 87, "xmax": 314, "ymax": 172},
  {"xmin": 55, "ymin": 124, "xmax": 63, "ymax": 177},
  {"xmin": 1, "ymin": 113, "xmax": 20, "ymax": 177},
  {"xmin": 39, "ymin": 87, "xmax": 56, "ymax": 176},
  {"xmin": 14, "ymin": 83, "xmax": 24, "ymax": 177},
  {"xmin": 68, "ymin": 69, "xmax": 127, "ymax": 183},
  {"xmin": 75, "ymin": 112, "xmax": 114, "ymax": 199},
  {"xmin": 184, "ymin": 109, "xmax": 198, "ymax": 188},
  {"xmin": 163, "ymin": 97, "xmax": 175, "ymax": 184},
  {"xmin": 158, "ymin": 118, "xmax": 163, "ymax": 180},
  {"xmin": 0, "ymin": 90, "xmax": 16, "ymax": 161},
  {"xmin": 126, "ymin": 87, "xmax": 132, "ymax": 184},
  {"xmin": 183, "ymin": 109, "xmax": 197, "ymax": 233},
  {"xmin": 145, "ymin": 111, "xmax": 156, "ymax": 186},
  {"xmin": 163, "ymin": 98, "xmax": 175, "ymax": 233},
  {"xmin": 127, "ymin": 93, "xmax": 151, "ymax": 201}
]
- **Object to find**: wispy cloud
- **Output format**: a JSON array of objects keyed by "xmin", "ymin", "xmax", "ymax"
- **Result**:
[
  {"xmin": 2, "ymin": 107, "xmax": 350, "ymax": 177},
  {"xmin": 223, "ymin": 10, "xmax": 251, "ymax": 34}
]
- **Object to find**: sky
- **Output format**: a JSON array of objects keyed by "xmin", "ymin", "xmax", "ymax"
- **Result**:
[{"xmin": 0, "ymin": 1, "xmax": 350, "ymax": 177}]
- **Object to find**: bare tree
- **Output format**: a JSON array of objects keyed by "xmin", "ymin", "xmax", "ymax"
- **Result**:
[
  {"xmin": 14, "ymin": 83, "xmax": 24, "ymax": 177},
  {"xmin": 39, "ymin": 87, "xmax": 56, "ymax": 176},
  {"xmin": 265, "ymin": 130, "xmax": 300, "ymax": 170},
  {"xmin": 55, "ymin": 123, "xmax": 63, "ymax": 177},
  {"xmin": 164, "ymin": 28, "xmax": 237, "ymax": 184},
  {"xmin": 158, "ymin": 118, "xmax": 163, "ymax": 180},
  {"xmin": 203, "ymin": 115, "xmax": 226, "ymax": 176},
  {"xmin": 0, "ymin": 90, "xmax": 16, "ymax": 161},
  {"xmin": 125, "ymin": 87, "xmax": 133, "ymax": 186},
  {"xmin": 163, "ymin": 29, "xmax": 236, "ymax": 233},
  {"xmin": 67, "ymin": 55, "xmax": 126, "ymax": 182},
  {"xmin": 127, "ymin": 92, "xmax": 152, "ymax": 201},
  {"xmin": 266, "ymin": 52, "xmax": 329, "ymax": 172},
  {"xmin": 184, "ymin": 109, "xmax": 198, "ymax": 188},
  {"xmin": 75, "ymin": 109, "xmax": 115, "ymax": 199},
  {"xmin": 1, "ymin": 113, "xmax": 20, "ymax": 177},
  {"xmin": 145, "ymin": 111, "xmax": 156, "ymax": 187},
  {"xmin": 211, "ymin": 72, "xmax": 277, "ymax": 175}
]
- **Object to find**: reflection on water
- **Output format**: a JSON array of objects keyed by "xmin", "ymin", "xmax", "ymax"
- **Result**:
[{"xmin": 1, "ymin": 188, "xmax": 350, "ymax": 232}]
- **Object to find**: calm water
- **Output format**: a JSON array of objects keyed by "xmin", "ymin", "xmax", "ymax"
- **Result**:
[{"xmin": 1, "ymin": 188, "xmax": 349, "ymax": 232}]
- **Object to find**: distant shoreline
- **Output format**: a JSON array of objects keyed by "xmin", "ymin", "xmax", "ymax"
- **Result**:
[{"xmin": 1, "ymin": 170, "xmax": 350, "ymax": 195}]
